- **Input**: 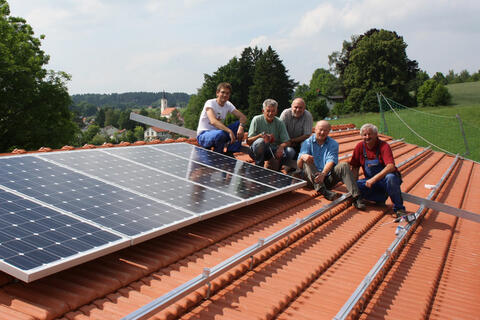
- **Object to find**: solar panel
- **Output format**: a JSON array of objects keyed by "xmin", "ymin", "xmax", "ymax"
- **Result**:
[
  {"xmin": 0, "ymin": 143, "xmax": 305, "ymax": 282},
  {"xmin": 0, "ymin": 188, "xmax": 128, "ymax": 282}
]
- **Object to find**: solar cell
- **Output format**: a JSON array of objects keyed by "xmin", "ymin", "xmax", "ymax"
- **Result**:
[{"xmin": 0, "ymin": 143, "xmax": 305, "ymax": 282}]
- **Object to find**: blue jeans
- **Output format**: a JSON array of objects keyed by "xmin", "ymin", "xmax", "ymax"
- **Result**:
[
  {"xmin": 197, "ymin": 121, "xmax": 242, "ymax": 153},
  {"xmin": 357, "ymin": 172, "xmax": 405, "ymax": 212},
  {"xmin": 249, "ymin": 138, "xmax": 295, "ymax": 169}
]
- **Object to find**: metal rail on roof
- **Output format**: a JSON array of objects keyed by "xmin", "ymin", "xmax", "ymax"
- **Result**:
[
  {"xmin": 122, "ymin": 145, "xmax": 431, "ymax": 320},
  {"xmin": 334, "ymin": 154, "xmax": 460, "ymax": 320},
  {"xmin": 122, "ymin": 193, "xmax": 351, "ymax": 320}
]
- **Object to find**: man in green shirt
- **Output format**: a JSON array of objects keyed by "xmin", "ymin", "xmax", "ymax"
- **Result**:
[{"xmin": 247, "ymin": 99, "xmax": 295, "ymax": 171}]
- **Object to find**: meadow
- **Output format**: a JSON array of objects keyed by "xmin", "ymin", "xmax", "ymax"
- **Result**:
[{"xmin": 329, "ymin": 81, "xmax": 480, "ymax": 162}]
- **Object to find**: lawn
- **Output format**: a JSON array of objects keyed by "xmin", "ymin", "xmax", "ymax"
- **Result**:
[{"xmin": 328, "ymin": 82, "xmax": 480, "ymax": 162}]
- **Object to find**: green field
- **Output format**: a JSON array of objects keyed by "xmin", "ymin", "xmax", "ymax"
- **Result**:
[{"xmin": 329, "ymin": 81, "xmax": 480, "ymax": 162}]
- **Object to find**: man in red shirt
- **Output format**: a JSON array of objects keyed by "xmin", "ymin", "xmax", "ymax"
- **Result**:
[{"xmin": 350, "ymin": 123, "xmax": 406, "ymax": 216}]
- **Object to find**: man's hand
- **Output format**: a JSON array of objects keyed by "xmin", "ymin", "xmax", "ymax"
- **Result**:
[
  {"xmin": 236, "ymin": 125, "xmax": 244, "ymax": 141},
  {"xmin": 263, "ymin": 133, "xmax": 275, "ymax": 144},
  {"xmin": 227, "ymin": 129, "xmax": 236, "ymax": 144},
  {"xmin": 300, "ymin": 154, "xmax": 315, "ymax": 164},
  {"xmin": 275, "ymin": 145, "xmax": 284, "ymax": 159},
  {"xmin": 314, "ymin": 171, "xmax": 326, "ymax": 184},
  {"xmin": 365, "ymin": 177, "xmax": 376, "ymax": 188}
]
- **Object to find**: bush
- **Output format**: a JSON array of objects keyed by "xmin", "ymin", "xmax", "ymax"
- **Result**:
[
  {"xmin": 417, "ymin": 80, "xmax": 451, "ymax": 106},
  {"xmin": 308, "ymin": 99, "xmax": 330, "ymax": 120},
  {"xmin": 331, "ymin": 102, "xmax": 352, "ymax": 115}
]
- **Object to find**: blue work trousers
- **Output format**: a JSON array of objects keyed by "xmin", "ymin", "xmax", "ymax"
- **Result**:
[{"xmin": 197, "ymin": 121, "xmax": 242, "ymax": 153}]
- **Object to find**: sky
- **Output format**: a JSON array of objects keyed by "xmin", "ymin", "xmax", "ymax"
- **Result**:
[{"xmin": 7, "ymin": 0, "xmax": 480, "ymax": 95}]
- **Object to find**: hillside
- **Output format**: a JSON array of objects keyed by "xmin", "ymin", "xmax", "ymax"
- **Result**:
[
  {"xmin": 71, "ymin": 91, "xmax": 191, "ymax": 109},
  {"xmin": 447, "ymin": 81, "xmax": 480, "ymax": 106}
]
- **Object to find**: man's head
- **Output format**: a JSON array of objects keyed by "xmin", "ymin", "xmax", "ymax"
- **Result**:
[
  {"xmin": 360, "ymin": 123, "xmax": 379, "ymax": 148},
  {"xmin": 262, "ymin": 99, "xmax": 278, "ymax": 123},
  {"xmin": 291, "ymin": 98, "xmax": 306, "ymax": 118},
  {"xmin": 314, "ymin": 120, "xmax": 331, "ymax": 143},
  {"xmin": 216, "ymin": 82, "xmax": 232, "ymax": 106}
]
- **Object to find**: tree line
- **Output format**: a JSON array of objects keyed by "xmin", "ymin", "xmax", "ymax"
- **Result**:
[
  {"xmin": 1, "ymin": 0, "xmax": 478, "ymax": 152},
  {"xmin": 71, "ymin": 91, "xmax": 190, "ymax": 110}
]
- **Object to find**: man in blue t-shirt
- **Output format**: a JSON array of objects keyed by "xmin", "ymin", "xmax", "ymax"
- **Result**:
[{"xmin": 297, "ymin": 120, "xmax": 365, "ymax": 209}]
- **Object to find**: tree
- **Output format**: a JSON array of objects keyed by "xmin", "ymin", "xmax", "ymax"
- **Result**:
[
  {"xmin": 81, "ymin": 124, "xmax": 100, "ymax": 145},
  {"xmin": 329, "ymin": 28, "xmax": 418, "ymax": 112},
  {"xmin": 417, "ymin": 79, "xmax": 451, "ymax": 106},
  {"xmin": 408, "ymin": 69, "xmax": 430, "ymax": 100},
  {"xmin": 0, "ymin": 0, "xmax": 78, "ymax": 152},
  {"xmin": 248, "ymin": 46, "xmax": 297, "ymax": 117},
  {"xmin": 133, "ymin": 126, "xmax": 144, "ymax": 141},
  {"xmin": 96, "ymin": 108, "xmax": 106, "ymax": 127},
  {"xmin": 183, "ymin": 46, "xmax": 262, "ymax": 129},
  {"xmin": 309, "ymin": 68, "xmax": 341, "ymax": 96},
  {"xmin": 432, "ymin": 72, "xmax": 447, "ymax": 85}
]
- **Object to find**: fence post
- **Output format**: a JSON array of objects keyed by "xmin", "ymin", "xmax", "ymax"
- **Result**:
[
  {"xmin": 456, "ymin": 114, "xmax": 470, "ymax": 156},
  {"xmin": 377, "ymin": 93, "xmax": 388, "ymax": 135}
]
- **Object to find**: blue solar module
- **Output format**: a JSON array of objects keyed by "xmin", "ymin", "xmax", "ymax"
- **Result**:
[
  {"xmin": 0, "ymin": 188, "xmax": 127, "ymax": 281},
  {"xmin": 151, "ymin": 143, "xmax": 302, "ymax": 189},
  {"xmin": 102, "ymin": 147, "xmax": 277, "ymax": 199},
  {"xmin": 0, "ymin": 156, "xmax": 194, "ymax": 238},
  {"xmin": 0, "ymin": 143, "xmax": 305, "ymax": 282}
]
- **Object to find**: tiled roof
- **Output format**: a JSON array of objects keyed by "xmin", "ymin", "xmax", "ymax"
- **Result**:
[
  {"xmin": 0, "ymin": 124, "xmax": 478, "ymax": 320},
  {"xmin": 161, "ymin": 107, "xmax": 177, "ymax": 116},
  {"xmin": 150, "ymin": 126, "xmax": 169, "ymax": 133}
]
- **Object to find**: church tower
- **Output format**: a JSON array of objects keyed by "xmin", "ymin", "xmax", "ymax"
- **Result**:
[{"xmin": 160, "ymin": 91, "xmax": 168, "ymax": 113}]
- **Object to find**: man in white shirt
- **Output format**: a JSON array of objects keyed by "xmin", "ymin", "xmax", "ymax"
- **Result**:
[{"xmin": 196, "ymin": 82, "xmax": 247, "ymax": 155}]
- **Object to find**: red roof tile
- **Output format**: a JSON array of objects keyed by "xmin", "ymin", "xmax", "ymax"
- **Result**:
[{"xmin": 0, "ymin": 125, "xmax": 478, "ymax": 319}]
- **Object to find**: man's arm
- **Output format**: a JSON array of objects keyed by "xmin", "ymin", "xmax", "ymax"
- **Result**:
[
  {"xmin": 275, "ymin": 122, "xmax": 291, "ymax": 158},
  {"xmin": 231, "ymin": 109, "xmax": 247, "ymax": 140},
  {"xmin": 365, "ymin": 163, "xmax": 396, "ymax": 188},
  {"xmin": 206, "ymin": 108, "xmax": 235, "ymax": 143}
]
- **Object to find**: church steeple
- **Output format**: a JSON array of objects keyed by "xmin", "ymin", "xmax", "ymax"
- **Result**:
[{"xmin": 160, "ymin": 90, "xmax": 168, "ymax": 113}]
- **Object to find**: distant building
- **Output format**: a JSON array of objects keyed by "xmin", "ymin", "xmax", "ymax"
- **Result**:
[
  {"xmin": 318, "ymin": 94, "xmax": 345, "ymax": 110},
  {"xmin": 144, "ymin": 126, "xmax": 171, "ymax": 141},
  {"xmin": 160, "ymin": 91, "xmax": 168, "ymax": 113},
  {"xmin": 161, "ymin": 107, "xmax": 177, "ymax": 119},
  {"xmin": 100, "ymin": 125, "xmax": 120, "ymax": 139}
]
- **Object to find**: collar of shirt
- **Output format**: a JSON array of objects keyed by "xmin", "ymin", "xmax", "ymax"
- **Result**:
[{"xmin": 313, "ymin": 135, "xmax": 329, "ymax": 147}]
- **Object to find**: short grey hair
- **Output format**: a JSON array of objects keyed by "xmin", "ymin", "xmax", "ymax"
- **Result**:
[
  {"xmin": 262, "ymin": 99, "xmax": 278, "ymax": 111},
  {"xmin": 360, "ymin": 123, "xmax": 378, "ymax": 135}
]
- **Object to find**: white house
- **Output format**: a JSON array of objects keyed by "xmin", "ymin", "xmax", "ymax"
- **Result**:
[{"xmin": 144, "ymin": 126, "xmax": 171, "ymax": 141}]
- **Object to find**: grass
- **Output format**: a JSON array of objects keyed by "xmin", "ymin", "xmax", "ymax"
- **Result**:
[{"xmin": 328, "ymin": 81, "xmax": 480, "ymax": 162}]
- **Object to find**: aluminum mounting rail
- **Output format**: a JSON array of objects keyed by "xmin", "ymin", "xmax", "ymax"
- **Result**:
[
  {"xmin": 122, "ymin": 193, "xmax": 350, "ymax": 320},
  {"xmin": 130, "ymin": 112, "xmax": 197, "ymax": 138},
  {"xmin": 122, "ymin": 145, "xmax": 431, "ymax": 320},
  {"xmin": 334, "ymin": 154, "xmax": 460, "ymax": 320}
]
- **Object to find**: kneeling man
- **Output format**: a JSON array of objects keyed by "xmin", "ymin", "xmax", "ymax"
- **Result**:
[
  {"xmin": 350, "ymin": 123, "xmax": 406, "ymax": 216},
  {"xmin": 297, "ymin": 120, "xmax": 365, "ymax": 209}
]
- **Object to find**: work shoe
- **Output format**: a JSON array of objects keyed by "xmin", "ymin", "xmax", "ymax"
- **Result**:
[
  {"xmin": 395, "ymin": 209, "xmax": 408, "ymax": 218},
  {"xmin": 320, "ymin": 188, "xmax": 339, "ymax": 201},
  {"xmin": 353, "ymin": 197, "xmax": 366, "ymax": 210}
]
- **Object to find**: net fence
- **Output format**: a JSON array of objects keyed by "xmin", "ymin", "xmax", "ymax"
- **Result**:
[{"xmin": 378, "ymin": 93, "xmax": 479, "ymax": 162}]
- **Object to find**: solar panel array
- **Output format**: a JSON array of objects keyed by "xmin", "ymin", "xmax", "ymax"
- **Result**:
[{"xmin": 0, "ymin": 143, "xmax": 305, "ymax": 282}]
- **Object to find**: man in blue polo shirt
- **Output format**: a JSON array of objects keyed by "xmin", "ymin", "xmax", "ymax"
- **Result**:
[{"xmin": 297, "ymin": 120, "xmax": 365, "ymax": 209}]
